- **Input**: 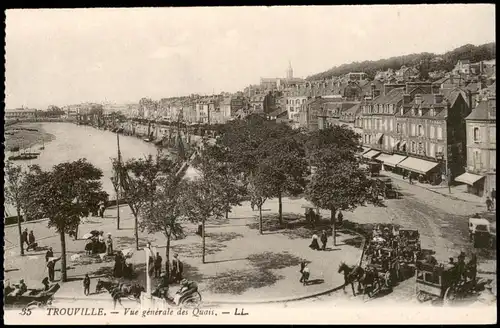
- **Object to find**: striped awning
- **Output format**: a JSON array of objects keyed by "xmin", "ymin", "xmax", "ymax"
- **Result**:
[
  {"xmin": 455, "ymin": 172, "xmax": 485, "ymax": 186},
  {"xmin": 374, "ymin": 153, "xmax": 393, "ymax": 162},
  {"xmin": 376, "ymin": 133, "xmax": 384, "ymax": 143},
  {"xmin": 397, "ymin": 157, "xmax": 440, "ymax": 174},
  {"xmin": 363, "ymin": 150, "xmax": 381, "ymax": 159},
  {"xmin": 383, "ymin": 154, "xmax": 407, "ymax": 167}
]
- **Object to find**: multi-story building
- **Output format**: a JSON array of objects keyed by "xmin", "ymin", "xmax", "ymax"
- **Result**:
[
  {"xmin": 339, "ymin": 103, "xmax": 362, "ymax": 135},
  {"xmin": 5, "ymin": 107, "xmax": 38, "ymax": 120},
  {"xmin": 453, "ymin": 60, "xmax": 471, "ymax": 75},
  {"xmin": 455, "ymin": 97, "xmax": 496, "ymax": 197},
  {"xmin": 346, "ymin": 72, "xmax": 367, "ymax": 81},
  {"xmin": 361, "ymin": 83, "xmax": 471, "ymax": 184},
  {"xmin": 286, "ymin": 95, "xmax": 308, "ymax": 122}
]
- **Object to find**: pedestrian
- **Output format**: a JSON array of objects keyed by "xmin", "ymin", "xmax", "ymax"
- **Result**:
[
  {"xmin": 106, "ymin": 233, "xmax": 113, "ymax": 256},
  {"xmin": 337, "ymin": 211, "xmax": 344, "ymax": 226},
  {"xmin": 309, "ymin": 233, "xmax": 320, "ymax": 250},
  {"xmin": 83, "ymin": 274, "xmax": 91, "ymax": 296},
  {"xmin": 171, "ymin": 253, "xmax": 183, "ymax": 283},
  {"xmin": 99, "ymin": 202, "xmax": 105, "ymax": 218},
  {"xmin": 491, "ymin": 188, "xmax": 496, "ymax": 208},
  {"xmin": 320, "ymin": 230, "xmax": 328, "ymax": 250},
  {"xmin": 250, "ymin": 200, "xmax": 255, "ymax": 211},
  {"xmin": 47, "ymin": 259, "xmax": 56, "ymax": 282},
  {"xmin": 196, "ymin": 223, "xmax": 203, "ymax": 236},
  {"xmin": 154, "ymin": 252, "xmax": 162, "ymax": 278},
  {"xmin": 27, "ymin": 230, "xmax": 36, "ymax": 251},
  {"xmin": 408, "ymin": 173, "xmax": 413, "ymax": 185},
  {"xmin": 22, "ymin": 228, "xmax": 28, "ymax": 250},
  {"xmin": 299, "ymin": 262, "xmax": 310, "ymax": 286},
  {"xmin": 45, "ymin": 247, "xmax": 53, "ymax": 263},
  {"xmin": 486, "ymin": 197, "xmax": 493, "ymax": 211}
]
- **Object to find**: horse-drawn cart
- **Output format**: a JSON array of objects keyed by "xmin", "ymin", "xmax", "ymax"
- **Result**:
[
  {"xmin": 4, "ymin": 283, "xmax": 60, "ymax": 309},
  {"xmin": 415, "ymin": 256, "xmax": 479, "ymax": 306}
]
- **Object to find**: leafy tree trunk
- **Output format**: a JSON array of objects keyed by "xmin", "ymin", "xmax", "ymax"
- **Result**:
[
  {"xmin": 330, "ymin": 208, "xmax": 337, "ymax": 247},
  {"xmin": 60, "ymin": 231, "xmax": 67, "ymax": 282},
  {"xmin": 202, "ymin": 216, "xmax": 206, "ymax": 264},
  {"xmin": 17, "ymin": 207, "xmax": 24, "ymax": 256},
  {"xmin": 74, "ymin": 224, "xmax": 79, "ymax": 241},
  {"xmin": 165, "ymin": 232, "xmax": 171, "ymax": 283},
  {"xmin": 278, "ymin": 192, "xmax": 283, "ymax": 226},
  {"xmin": 259, "ymin": 205, "xmax": 263, "ymax": 235}
]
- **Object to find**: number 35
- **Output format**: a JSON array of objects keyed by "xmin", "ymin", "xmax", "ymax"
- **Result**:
[{"xmin": 20, "ymin": 307, "xmax": 32, "ymax": 316}]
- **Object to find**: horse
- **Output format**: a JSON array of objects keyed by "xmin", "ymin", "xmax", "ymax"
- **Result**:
[
  {"xmin": 357, "ymin": 265, "xmax": 382, "ymax": 297},
  {"xmin": 95, "ymin": 279, "xmax": 145, "ymax": 309},
  {"xmin": 338, "ymin": 262, "xmax": 365, "ymax": 296}
]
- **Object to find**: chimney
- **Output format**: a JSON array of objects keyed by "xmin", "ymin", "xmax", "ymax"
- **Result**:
[
  {"xmin": 434, "ymin": 94, "xmax": 444, "ymax": 104},
  {"xmin": 403, "ymin": 94, "xmax": 411, "ymax": 105},
  {"xmin": 414, "ymin": 94, "xmax": 422, "ymax": 105}
]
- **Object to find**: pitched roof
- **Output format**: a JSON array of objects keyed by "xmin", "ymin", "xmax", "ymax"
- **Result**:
[
  {"xmin": 466, "ymin": 99, "xmax": 495, "ymax": 121},
  {"xmin": 268, "ymin": 109, "xmax": 287, "ymax": 117},
  {"xmin": 372, "ymin": 87, "xmax": 405, "ymax": 105}
]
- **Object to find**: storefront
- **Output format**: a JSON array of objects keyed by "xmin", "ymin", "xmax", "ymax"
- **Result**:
[
  {"xmin": 396, "ymin": 156, "xmax": 441, "ymax": 185},
  {"xmin": 454, "ymin": 172, "xmax": 486, "ymax": 197},
  {"xmin": 378, "ymin": 154, "xmax": 407, "ymax": 173}
]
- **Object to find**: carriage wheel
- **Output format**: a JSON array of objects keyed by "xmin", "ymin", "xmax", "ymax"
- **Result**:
[
  {"xmin": 182, "ymin": 292, "xmax": 202, "ymax": 308},
  {"xmin": 416, "ymin": 291, "xmax": 427, "ymax": 303},
  {"xmin": 443, "ymin": 286, "xmax": 457, "ymax": 306}
]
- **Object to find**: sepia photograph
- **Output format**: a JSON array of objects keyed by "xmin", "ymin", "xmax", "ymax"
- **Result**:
[{"xmin": 3, "ymin": 4, "xmax": 497, "ymax": 325}]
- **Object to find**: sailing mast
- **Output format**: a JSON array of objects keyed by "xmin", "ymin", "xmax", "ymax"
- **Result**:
[{"xmin": 116, "ymin": 131, "xmax": 122, "ymax": 230}]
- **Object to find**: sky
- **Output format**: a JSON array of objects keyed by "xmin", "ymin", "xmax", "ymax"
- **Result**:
[{"xmin": 4, "ymin": 5, "xmax": 496, "ymax": 109}]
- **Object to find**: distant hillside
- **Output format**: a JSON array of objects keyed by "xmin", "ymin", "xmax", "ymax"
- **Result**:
[{"xmin": 307, "ymin": 42, "xmax": 496, "ymax": 81}]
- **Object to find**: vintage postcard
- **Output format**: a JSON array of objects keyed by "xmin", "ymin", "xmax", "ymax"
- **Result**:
[{"xmin": 3, "ymin": 5, "xmax": 497, "ymax": 325}]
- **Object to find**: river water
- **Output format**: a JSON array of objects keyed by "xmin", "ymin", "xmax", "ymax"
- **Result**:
[{"xmin": 4, "ymin": 122, "xmax": 160, "ymax": 214}]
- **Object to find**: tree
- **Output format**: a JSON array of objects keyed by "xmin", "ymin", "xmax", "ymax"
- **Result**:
[
  {"xmin": 248, "ymin": 167, "xmax": 274, "ymax": 235},
  {"xmin": 111, "ymin": 151, "xmax": 172, "ymax": 250},
  {"xmin": 22, "ymin": 159, "xmax": 104, "ymax": 282},
  {"xmin": 140, "ymin": 158, "xmax": 186, "ymax": 281},
  {"xmin": 258, "ymin": 134, "xmax": 309, "ymax": 225},
  {"xmin": 181, "ymin": 142, "xmax": 230, "ymax": 264},
  {"xmin": 306, "ymin": 148, "xmax": 375, "ymax": 246},
  {"xmin": 4, "ymin": 160, "xmax": 28, "ymax": 256}
]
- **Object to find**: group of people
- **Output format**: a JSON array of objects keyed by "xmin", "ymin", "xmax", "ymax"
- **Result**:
[
  {"xmin": 309, "ymin": 230, "xmax": 329, "ymax": 251},
  {"xmin": 22, "ymin": 228, "xmax": 37, "ymax": 252}
]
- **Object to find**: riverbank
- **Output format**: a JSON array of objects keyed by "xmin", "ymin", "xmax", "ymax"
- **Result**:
[{"xmin": 4, "ymin": 122, "xmax": 56, "ymax": 151}]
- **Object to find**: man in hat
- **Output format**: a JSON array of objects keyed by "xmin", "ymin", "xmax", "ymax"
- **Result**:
[
  {"xmin": 171, "ymin": 253, "xmax": 183, "ymax": 283},
  {"xmin": 457, "ymin": 252, "xmax": 466, "ymax": 281},
  {"xmin": 45, "ymin": 247, "xmax": 54, "ymax": 263},
  {"xmin": 47, "ymin": 257, "xmax": 58, "ymax": 282},
  {"xmin": 154, "ymin": 252, "xmax": 162, "ymax": 278},
  {"xmin": 15, "ymin": 279, "xmax": 28, "ymax": 296}
]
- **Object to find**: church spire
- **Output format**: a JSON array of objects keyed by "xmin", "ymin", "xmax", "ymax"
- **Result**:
[{"xmin": 287, "ymin": 60, "xmax": 293, "ymax": 79}]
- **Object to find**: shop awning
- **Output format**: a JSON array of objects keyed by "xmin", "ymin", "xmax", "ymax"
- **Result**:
[
  {"xmin": 361, "ymin": 146, "xmax": 371, "ymax": 154},
  {"xmin": 363, "ymin": 150, "xmax": 381, "ymax": 159},
  {"xmin": 376, "ymin": 133, "xmax": 384, "ymax": 143},
  {"xmin": 374, "ymin": 153, "xmax": 393, "ymax": 162},
  {"xmin": 454, "ymin": 172, "xmax": 485, "ymax": 186},
  {"xmin": 400, "ymin": 140, "xmax": 407, "ymax": 148},
  {"xmin": 396, "ymin": 157, "xmax": 440, "ymax": 174},
  {"xmin": 383, "ymin": 154, "xmax": 407, "ymax": 167}
]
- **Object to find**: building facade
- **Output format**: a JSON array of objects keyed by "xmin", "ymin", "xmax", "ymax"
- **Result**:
[{"xmin": 456, "ymin": 97, "xmax": 496, "ymax": 197}]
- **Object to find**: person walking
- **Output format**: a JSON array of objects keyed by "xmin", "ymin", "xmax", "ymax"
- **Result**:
[
  {"xmin": 154, "ymin": 252, "xmax": 162, "ymax": 278},
  {"xmin": 309, "ymin": 233, "xmax": 320, "ymax": 251},
  {"xmin": 106, "ymin": 233, "xmax": 113, "ymax": 256},
  {"xmin": 27, "ymin": 230, "xmax": 36, "ymax": 251},
  {"xmin": 337, "ymin": 211, "xmax": 344, "ymax": 226},
  {"xmin": 408, "ymin": 173, "xmax": 413, "ymax": 185},
  {"xmin": 22, "ymin": 228, "xmax": 29, "ymax": 251},
  {"xmin": 486, "ymin": 197, "xmax": 493, "ymax": 211},
  {"xmin": 83, "ymin": 274, "xmax": 91, "ymax": 296},
  {"xmin": 171, "ymin": 254, "xmax": 183, "ymax": 283},
  {"xmin": 491, "ymin": 188, "xmax": 496, "ymax": 209},
  {"xmin": 299, "ymin": 262, "xmax": 310, "ymax": 286},
  {"xmin": 47, "ymin": 259, "xmax": 56, "ymax": 282},
  {"xmin": 45, "ymin": 247, "xmax": 53, "ymax": 263},
  {"xmin": 98, "ymin": 202, "xmax": 105, "ymax": 218},
  {"xmin": 320, "ymin": 230, "xmax": 328, "ymax": 250}
]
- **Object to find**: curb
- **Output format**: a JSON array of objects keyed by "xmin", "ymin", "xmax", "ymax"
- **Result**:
[
  {"xmin": 391, "ymin": 175, "xmax": 483, "ymax": 205},
  {"xmin": 206, "ymin": 228, "xmax": 366, "ymax": 305}
]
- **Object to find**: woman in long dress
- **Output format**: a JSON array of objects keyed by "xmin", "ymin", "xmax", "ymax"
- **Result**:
[{"xmin": 309, "ymin": 234, "xmax": 320, "ymax": 250}]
